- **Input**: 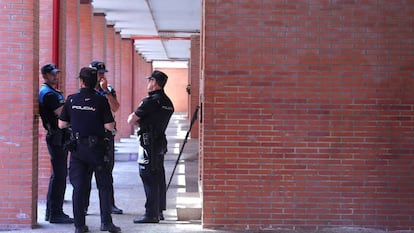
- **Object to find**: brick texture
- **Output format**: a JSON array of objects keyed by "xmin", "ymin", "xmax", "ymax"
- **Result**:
[
  {"xmin": 202, "ymin": 0, "xmax": 414, "ymax": 231},
  {"xmin": 159, "ymin": 68, "xmax": 188, "ymax": 113},
  {"xmin": 106, "ymin": 25, "xmax": 116, "ymax": 88},
  {"xmin": 92, "ymin": 13, "xmax": 106, "ymax": 62},
  {"xmin": 132, "ymin": 54, "xmax": 152, "ymax": 123},
  {"xmin": 114, "ymin": 32, "xmax": 122, "ymax": 140},
  {"xmin": 0, "ymin": 0, "xmax": 39, "ymax": 229},
  {"xmin": 37, "ymin": 0, "xmax": 54, "ymax": 203},
  {"xmin": 118, "ymin": 38, "xmax": 133, "ymax": 138},
  {"xmin": 190, "ymin": 35, "xmax": 201, "ymax": 138},
  {"xmin": 79, "ymin": 2, "xmax": 92, "ymax": 69},
  {"xmin": 61, "ymin": 0, "xmax": 80, "ymax": 94}
]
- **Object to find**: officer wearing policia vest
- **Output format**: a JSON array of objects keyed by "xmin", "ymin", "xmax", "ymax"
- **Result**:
[
  {"xmin": 127, "ymin": 70, "xmax": 174, "ymax": 223},
  {"xmin": 58, "ymin": 67, "xmax": 121, "ymax": 233},
  {"xmin": 39, "ymin": 63, "xmax": 74, "ymax": 224},
  {"xmin": 80, "ymin": 61, "xmax": 123, "ymax": 216}
]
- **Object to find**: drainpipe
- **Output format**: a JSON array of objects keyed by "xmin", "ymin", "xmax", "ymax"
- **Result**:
[{"xmin": 52, "ymin": 0, "xmax": 60, "ymax": 66}]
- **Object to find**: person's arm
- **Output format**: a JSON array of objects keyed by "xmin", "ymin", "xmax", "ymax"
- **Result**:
[
  {"xmin": 101, "ymin": 79, "xmax": 120, "ymax": 112},
  {"xmin": 127, "ymin": 112, "xmax": 139, "ymax": 126},
  {"xmin": 58, "ymin": 119, "xmax": 69, "ymax": 129},
  {"xmin": 54, "ymin": 105, "xmax": 63, "ymax": 117},
  {"xmin": 105, "ymin": 93, "xmax": 120, "ymax": 112},
  {"xmin": 104, "ymin": 122, "xmax": 115, "ymax": 131}
]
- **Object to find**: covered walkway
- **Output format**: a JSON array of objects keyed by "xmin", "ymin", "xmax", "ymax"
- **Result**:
[{"xmin": 1, "ymin": 1, "xmax": 414, "ymax": 231}]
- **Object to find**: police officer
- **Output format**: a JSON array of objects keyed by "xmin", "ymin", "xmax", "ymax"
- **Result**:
[
  {"xmin": 39, "ymin": 63, "xmax": 74, "ymax": 224},
  {"xmin": 58, "ymin": 67, "xmax": 121, "ymax": 233},
  {"xmin": 81, "ymin": 61, "xmax": 122, "ymax": 215},
  {"xmin": 127, "ymin": 70, "xmax": 174, "ymax": 223}
]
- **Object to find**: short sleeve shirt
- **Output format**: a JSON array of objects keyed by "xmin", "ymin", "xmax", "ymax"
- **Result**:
[{"xmin": 60, "ymin": 88, "xmax": 114, "ymax": 138}]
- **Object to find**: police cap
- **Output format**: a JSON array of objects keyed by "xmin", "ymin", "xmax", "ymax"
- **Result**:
[
  {"xmin": 147, "ymin": 70, "xmax": 168, "ymax": 88},
  {"xmin": 41, "ymin": 63, "xmax": 60, "ymax": 75},
  {"xmin": 89, "ymin": 60, "xmax": 108, "ymax": 73}
]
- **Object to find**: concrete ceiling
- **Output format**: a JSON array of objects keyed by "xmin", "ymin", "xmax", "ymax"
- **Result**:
[{"xmin": 91, "ymin": 0, "xmax": 201, "ymax": 65}]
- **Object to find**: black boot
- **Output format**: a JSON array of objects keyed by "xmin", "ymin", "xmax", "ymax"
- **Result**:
[{"xmin": 100, "ymin": 223, "xmax": 121, "ymax": 232}]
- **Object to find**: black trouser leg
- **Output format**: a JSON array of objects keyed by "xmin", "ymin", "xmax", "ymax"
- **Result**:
[
  {"xmin": 159, "ymin": 166, "xmax": 166, "ymax": 213},
  {"xmin": 46, "ymin": 140, "xmax": 68, "ymax": 216},
  {"xmin": 140, "ymin": 172, "xmax": 161, "ymax": 218},
  {"xmin": 69, "ymin": 154, "xmax": 88, "ymax": 228},
  {"xmin": 84, "ymin": 168, "xmax": 93, "ymax": 211},
  {"xmin": 95, "ymin": 167, "xmax": 113, "ymax": 224},
  {"xmin": 108, "ymin": 137, "xmax": 116, "ymax": 207}
]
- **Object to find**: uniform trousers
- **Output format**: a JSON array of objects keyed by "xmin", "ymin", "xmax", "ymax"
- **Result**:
[
  {"xmin": 45, "ymin": 135, "xmax": 68, "ymax": 216},
  {"xmin": 139, "ymin": 153, "xmax": 166, "ymax": 218},
  {"xmin": 69, "ymin": 143, "xmax": 113, "ymax": 228},
  {"xmin": 84, "ymin": 135, "xmax": 116, "ymax": 210}
]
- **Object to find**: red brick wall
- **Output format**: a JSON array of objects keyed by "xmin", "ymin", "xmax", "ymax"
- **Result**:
[
  {"xmin": 38, "ymin": 0, "xmax": 54, "ymax": 202},
  {"xmin": 113, "ymin": 32, "xmax": 122, "ymax": 140},
  {"xmin": 61, "ymin": 0, "xmax": 80, "ymax": 96},
  {"xmin": 0, "ymin": 0, "xmax": 39, "ymax": 229},
  {"xmin": 118, "ymin": 38, "xmax": 134, "ymax": 137},
  {"xmin": 158, "ymin": 68, "xmax": 188, "ymax": 113},
  {"xmin": 190, "ymin": 35, "xmax": 201, "ymax": 138},
  {"xmin": 106, "ymin": 25, "xmax": 116, "ymax": 87},
  {"xmin": 92, "ymin": 13, "xmax": 106, "ymax": 62},
  {"xmin": 132, "ymin": 55, "xmax": 152, "ymax": 122},
  {"xmin": 202, "ymin": 1, "xmax": 414, "ymax": 231},
  {"xmin": 79, "ymin": 2, "xmax": 93, "ymax": 68}
]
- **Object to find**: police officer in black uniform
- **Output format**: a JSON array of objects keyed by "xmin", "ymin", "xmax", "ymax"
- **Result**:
[
  {"xmin": 127, "ymin": 70, "xmax": 174, "ymax": 223},
  {"xmin": 58, "ymin": 67, "xmax": 121, "ymax": 233},
  {"xmin": 39, "ymin": 63, "xmax": 74, "ymax": 224},
  {"xmin": 82, "ymin": 61, "xmax": 122, "ymax": 215}
]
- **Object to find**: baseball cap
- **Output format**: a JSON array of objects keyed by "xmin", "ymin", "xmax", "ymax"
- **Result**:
[
  {"xmin": 89, "ymin": 61, "xmax": 108, "ymax": 73},
  {"xmin": 146, "ymin": 70, "xmax": 168, "ymax": 87},
  {"xmin": 41, "ymin": 63, "xmax": 60, "ymax": 75}
]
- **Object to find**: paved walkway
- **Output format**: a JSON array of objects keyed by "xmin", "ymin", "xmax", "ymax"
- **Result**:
[{"xmin": 5, "ymin": 113, "xmax": 413, "ymax": 233}]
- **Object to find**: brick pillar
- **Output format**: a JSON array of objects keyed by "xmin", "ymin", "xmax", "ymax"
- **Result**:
[
  {"xmin": 0, "ymin": 0, "xmax": 39, "ymax": 229},
  {"xmin": 202, "ymin": 1, "xmax": 414, "ymax": 231},
  {"xmin": 61, "ymin": 0, "xmax": 80, "ymax": 95},
  {"xmin": 106, "ymin": 25, "xmax": 116, "ymax": 87},
  {"xmin": 79, "ymin": 1, "xmax": 92, "ymax": 67},
  {"xmin": 134, "ymin": 54, "xmax": 152, "ymax": 109},
  {"xmin": 113, "ymin": 32, "xmax": 122, "ymax": 141},
  {"xmin": 118, "ymin": 38, "xmax": 133, "ymax": 138},
  {"xmin": 38, "ymin": 0, "xmax": 54, "ymax": 202},
  {"xmin": 92, "ymin": 12, "xmax": 106, "ymax": 61},
  {"xmin": 189, "ymin": 35, "xmax": 200, "ymax": 139}
]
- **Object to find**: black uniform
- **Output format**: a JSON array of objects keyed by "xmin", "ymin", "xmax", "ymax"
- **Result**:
[
  {"xmin": 84, "ymin": 86, "xmax": 119, "ymax": 214},
  {"xmin": 134, "ymin": 89, "xmax": 174, "ymax": 220},
  {"xmin": 39, "ymin": 83, "xmax": 71, "ymax": 222},
  {"xmin": 59, "ymin": 88, "xmax": 115, "ymax": 229}
]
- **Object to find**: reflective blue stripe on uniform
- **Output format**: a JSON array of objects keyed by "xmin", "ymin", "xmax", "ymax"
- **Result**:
[{"xmin": 39, "ymin": 84, "xmax": 64, "ymax": 105}]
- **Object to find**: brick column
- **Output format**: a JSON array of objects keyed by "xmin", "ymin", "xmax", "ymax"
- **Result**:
[
  {"xmin": 61, "ymin": 0, "xmax": 80, "ymax": 95},
  {"xmin": 118, "ymin": 38, "xmax": 133, "ymax": 138},
  {"xmin": 114, "ymin": 32, "xmax": 122, "ymax": 141},
  {"xmin": 92, "ymin": 12, "xmax": 106, "ymax": 61},
  {"xmin": 79, "ymin": 1, "xmax": 92, "ymax": 67},
  {"xmin": 133, "ymin": 54, "xmax": 152, "ymax": 109},
  {"xmin": 37, "ymin": 0, "xmax": 55, "ymax": 202},
  {"xmin": 0, "ymin": 0, "xmax": 39, "ymax": 229},
  {"xmin": 106, "ymin": 25, "xmax": 116, "ymax": 87},
  {"xmin": 189, "ymin": 35, "xmax": 200, "ymax": 138}
]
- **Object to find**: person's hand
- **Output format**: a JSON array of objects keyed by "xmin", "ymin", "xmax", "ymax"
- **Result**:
[{"xmin": 100, "ymin": 77, "xmax": 108, "ymax": 91}]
